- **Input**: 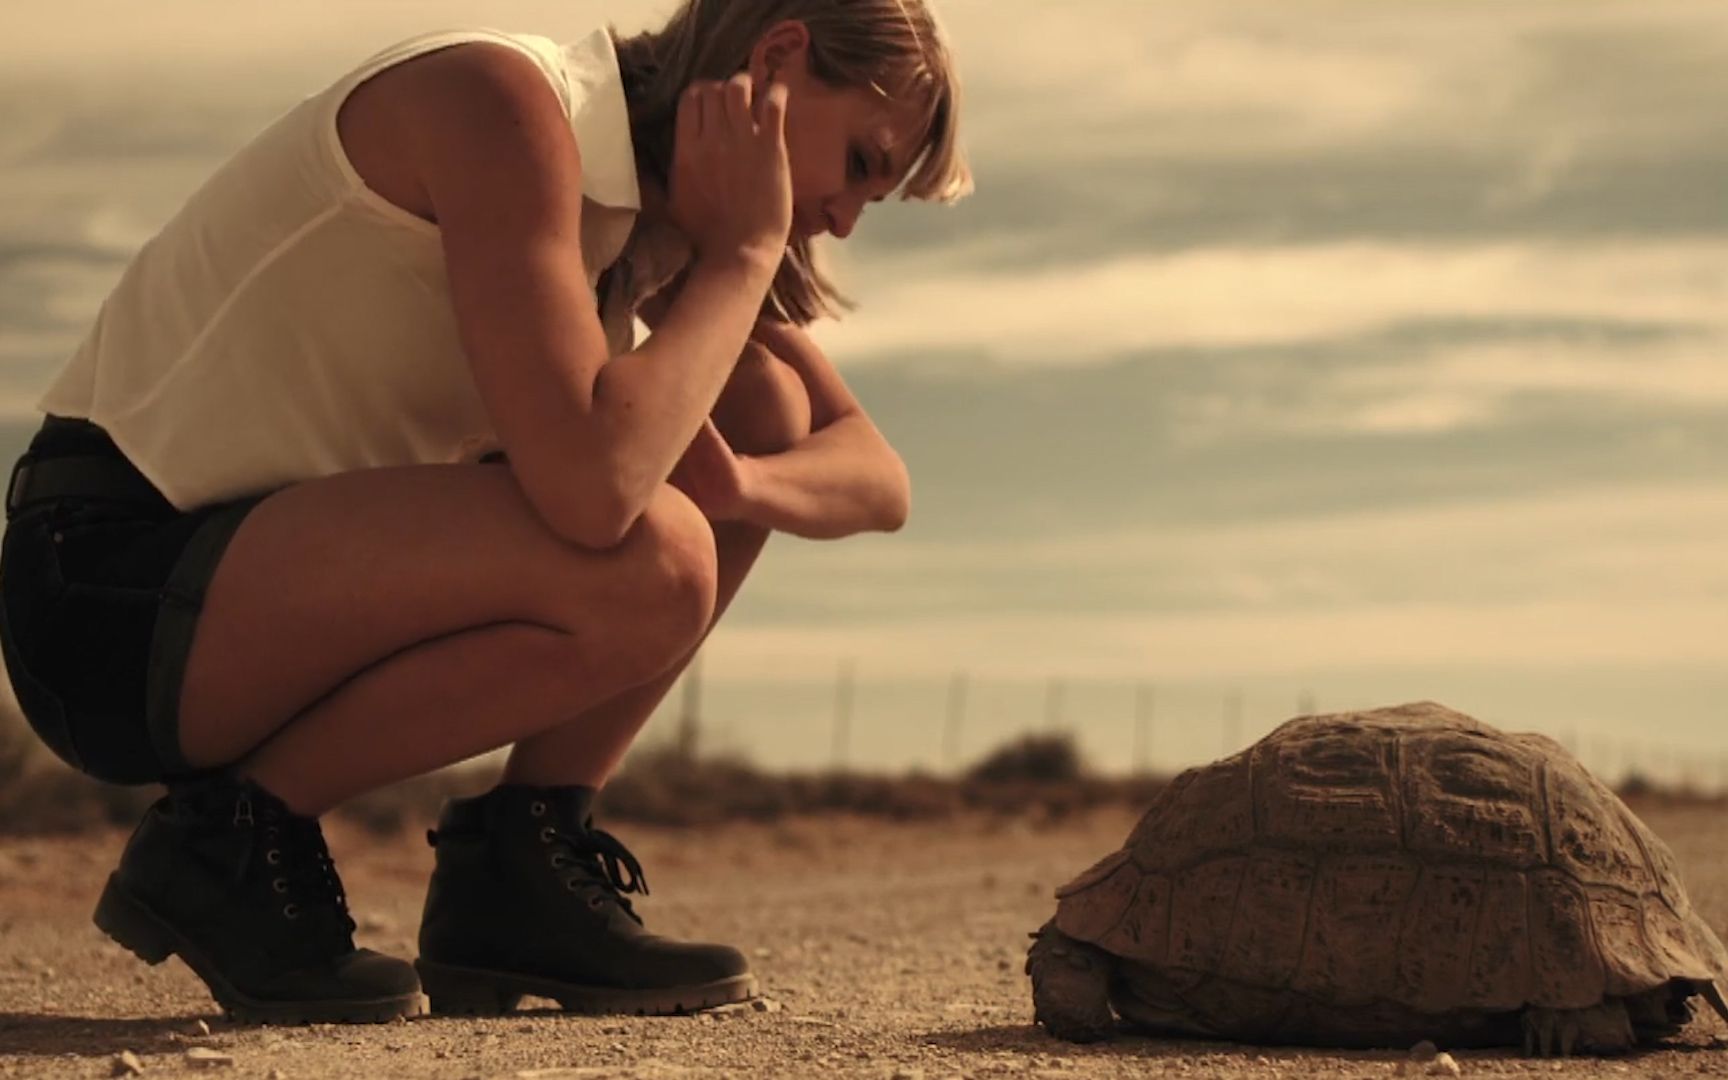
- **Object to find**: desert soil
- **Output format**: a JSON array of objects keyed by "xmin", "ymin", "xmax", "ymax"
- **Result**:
[{"xmin": 1, "ymin": 800, "xmax": 1724, "ymax": 1080}]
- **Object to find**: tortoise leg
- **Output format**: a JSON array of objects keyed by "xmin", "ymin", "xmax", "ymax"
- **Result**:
[
  {"xmin": 1025, "ymin": 921, "xmax": 1116, "ymax": 1043},
  {"xmin": 1701, "ymin": 980, "xmax": 1728, "ymax": 1029},
  {"xmin": 1520, "ymin": 1002, "xmax": 1635, "ymax": 1056}
]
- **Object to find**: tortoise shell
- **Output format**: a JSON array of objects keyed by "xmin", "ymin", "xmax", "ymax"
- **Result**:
[{"xmin": 1051, "ymin": 702, "xmax": 1728, "ymax": 1041}]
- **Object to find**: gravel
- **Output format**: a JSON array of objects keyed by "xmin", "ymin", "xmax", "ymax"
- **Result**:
[{"xmin": 1, "ymin": 800, "xmax": 1724, "ymax": 1079}]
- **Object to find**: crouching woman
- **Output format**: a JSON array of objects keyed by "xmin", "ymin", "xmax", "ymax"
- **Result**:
[{"xmin": 0, "ymin": 0, "xmax": 969, "ymax": 1023}]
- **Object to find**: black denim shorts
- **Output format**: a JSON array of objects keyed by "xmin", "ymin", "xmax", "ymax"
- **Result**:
[{"xmin": 0, "ymin": 416, "xmax": 269, "ymax": 785}]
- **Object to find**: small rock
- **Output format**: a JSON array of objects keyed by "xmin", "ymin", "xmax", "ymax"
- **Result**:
[
  {"xmin": 192, "ymin": 1019, "xmax": 211, "ymax": 1037},
  {"xmin": 753, "ymin": 947, "xmax": 773, "ymax": 959},
  {"xmin": 184, "ymin": 1047, "xmax": 234, "ymax": 1068},
  {"xmin": 269, "ymin": 1071, "xmax": 287, "ymax": 1080},
  {"xmin": 1428, "ymin": 1053, "xmax": 1461, "ymax": 1077},
  {"xmin": 1408, "ymin": 1041, "xmax": 1438, "ymax": 1063},
  {"xmin": 359, "ymin": 914, "xmax": 394, "ymax": 933},
  {"xmin": 891, "ymin": 1069, "xmax": 924, "ymax": 1080},
  {"xmin": 111, "ymin": 1050, "xmax": 145, "ymax": 1077},
  {"xmin": 751, "ymin": 997, "xmax": 783, "ymax": 1013},
  {"xmin": 707, "ymin": 1002, "xmax": 755, "ymax": 1017}
]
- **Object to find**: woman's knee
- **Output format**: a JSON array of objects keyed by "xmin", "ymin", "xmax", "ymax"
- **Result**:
[
  {"xmin": 611, "ymin": 484, "xmax": 718, "ymax": 661},
  {"xmin": 712, "ymin": 342, "xmax": 813, "ymax": 456}
]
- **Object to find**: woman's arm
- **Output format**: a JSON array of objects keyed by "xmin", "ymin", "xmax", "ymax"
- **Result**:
[
  {"xmin": 388, "ymin": 46, "xmax": 788, "ymax": 548},
  {"xmin": 739, "ymin": 322, "xmax": 911, "ymax": 537},
  {"xmin": 638, "ymin": 282, "xmax": 911, "ymax": 537}
]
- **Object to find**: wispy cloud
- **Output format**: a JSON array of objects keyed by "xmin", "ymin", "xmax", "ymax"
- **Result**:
[{"xmin": 818, "ymin": 240, "xmax": 1728, "ymax": 363}]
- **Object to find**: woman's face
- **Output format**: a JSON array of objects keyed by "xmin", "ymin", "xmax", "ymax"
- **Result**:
[{"xmin": 748, "ymin": 23, "xmax": 926, "ymax": 242}]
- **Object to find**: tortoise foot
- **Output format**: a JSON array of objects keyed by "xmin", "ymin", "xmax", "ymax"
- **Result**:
[
  {"xmin": 1521, "ymin": 1002, "xmax": 1635, "ymax": 1056},
  {"xmin": 1026, "ymin": 922, "xmax": 1116, "ymax": 1043}
]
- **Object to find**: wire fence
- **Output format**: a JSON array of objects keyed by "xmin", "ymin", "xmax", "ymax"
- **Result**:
[{"xmin": 661, "ymin": 655, "xmax": 1728, "ymax": 794}]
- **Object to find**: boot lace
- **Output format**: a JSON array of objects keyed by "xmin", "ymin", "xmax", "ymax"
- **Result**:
[
  {"xmin": 541, "ymin": 823, "xmax": 650, "ymax": 924},
  {"xmin": 234, "ymin": 792, "xmax": 357, "ymax": 949}
]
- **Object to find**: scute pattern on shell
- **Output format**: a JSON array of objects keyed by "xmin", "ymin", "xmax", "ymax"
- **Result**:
[{"xmin": 1053, "ymin": 701, "xmax": 1728, "ymax": 1020}]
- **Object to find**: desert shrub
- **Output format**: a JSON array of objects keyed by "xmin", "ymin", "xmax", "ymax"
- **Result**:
[
  {"xmin": 0, "ymin": 762, "xmax": 160, "ymax": 834},
  {"xmin": 965, "ymin": 731, "xmax": 1086, "ymax": 784},
  {"xmin": 0, "ymin": 703, "xmax": 32, "ymax": 787},
  {"xmin": 337, "ymin": 769, "xmax": 494, "ymax": 835}
]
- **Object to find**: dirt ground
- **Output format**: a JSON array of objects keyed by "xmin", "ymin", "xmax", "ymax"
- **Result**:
[{"xmin": 1, "ymin": 801, "xmax": 1724, "ymax": 1080}]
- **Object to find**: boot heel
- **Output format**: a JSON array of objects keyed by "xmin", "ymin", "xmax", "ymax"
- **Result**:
[
  {"xmin": 417, "ymin": 960, "xmax": 523, "ymax": 1016},
  {"xmin": 92, "ymin": 875, "xmax": 175, "ymax": 965}
]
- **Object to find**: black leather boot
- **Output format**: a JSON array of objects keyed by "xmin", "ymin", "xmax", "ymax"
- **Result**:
[
  {"xmin": 92, "ymin": 775, "xmax": 422, "ymax": 1023},
  {"xmin": 416, "ymin": 784, "xmax": 756, "ymax": 1015}
]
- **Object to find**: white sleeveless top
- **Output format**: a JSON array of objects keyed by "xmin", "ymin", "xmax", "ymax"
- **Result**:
[{"xmin": 36, "ymin": 27, "xmax": 650, "ymax": 511}]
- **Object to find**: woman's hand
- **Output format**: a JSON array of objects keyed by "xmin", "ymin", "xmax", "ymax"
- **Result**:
[
  {"xmin": 667, "ymin": 419, "xmax": 757, "ymax": 523},
  {"xmin": 667, "ymin": 73, "xmax": 793, "ymax": 269}
]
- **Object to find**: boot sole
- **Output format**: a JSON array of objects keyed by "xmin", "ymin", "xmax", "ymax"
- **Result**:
[
  {"xmin": 93, "ymin": 873, "xmax": 426, "ymax": 1025},
  {"xmin": 416, "ymin": 958, "xmax": 758, "ymax": 1017}
]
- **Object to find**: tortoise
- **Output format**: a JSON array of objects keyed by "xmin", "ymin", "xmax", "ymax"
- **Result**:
[{"xmin": 1026, "ymin": 701, "xmax": 1728, "ymax": 1054}]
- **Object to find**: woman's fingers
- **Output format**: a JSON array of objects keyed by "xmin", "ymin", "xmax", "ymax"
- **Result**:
[
  {"xmin": 756, "ymin": 79, "xmax": 789, "ymax": 140},
  {"xmin": 676, "ymin": 82, "xmax": 703, "ymax": 144},
  {"xmin": 723, "ymin": 73, "xmax": 754, "ymax": 129}
]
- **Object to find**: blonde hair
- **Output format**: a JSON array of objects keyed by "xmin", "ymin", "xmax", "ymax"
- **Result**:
[{"xmin": 612, "ymin": 0, "xmax": 972, "ymax": 325}]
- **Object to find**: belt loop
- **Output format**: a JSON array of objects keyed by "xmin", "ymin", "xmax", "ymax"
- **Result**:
[{"xmin": 4, "ymin": 455, "xmax": 31, "ymax": 520}]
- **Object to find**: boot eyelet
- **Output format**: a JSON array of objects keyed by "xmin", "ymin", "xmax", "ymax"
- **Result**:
[
  {"xmin": 530, "ymin": 801, "xmax": 547, "ymax": 817},
  {"xmin": 587, "ymin": 895, "xmax": 606, "ymax": 910},
  {"xmin": 565, "ymin": 879, "xmax": 581, "ymax": 892},
  {"xmin": 265, "ymin": 850, "xmax": 282, "ymax": 865},
  {"xmin": 273, "ymin": 878, "xmax": 289, "ymax": 894},
  {"xmin": 550, "ymin": 855, "xmax": 568, "ymax": 869},
  {"xmin": 283, "ymin": 903, "xmax": 301, "ymax": 920},
  {"xmin": 538, "ymin": 826, "xmax": 555, "ymax": 843}
]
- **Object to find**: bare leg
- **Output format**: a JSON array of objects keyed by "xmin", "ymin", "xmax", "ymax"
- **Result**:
[
  {"xmin": 504, "ymin": 341, "xmax": 813, "ymax": 787},
  {"xmin": 178, "ymin": 474, "xmax": 717, "ymax": 816}
]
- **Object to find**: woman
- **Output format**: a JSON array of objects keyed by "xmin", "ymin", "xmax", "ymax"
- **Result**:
[{"xmin": 0, "ymin": 0, "xmax": 969, "ymax": 1023}]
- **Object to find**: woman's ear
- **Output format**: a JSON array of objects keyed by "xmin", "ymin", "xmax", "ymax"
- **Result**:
[{"xmin": 750, "ymin": 19, "xmax": 811, "ymax": 86}]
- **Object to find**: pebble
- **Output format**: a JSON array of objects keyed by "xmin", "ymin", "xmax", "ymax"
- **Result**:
[
  {"xmin": 1429, "ymin": 1052, "xmax": 1462, "ymax": 1077},
  {"xmin": 269, "ymin": 1071, "xmax": 287, "ymax": 1080},
  {"xmin": 890, "ymin": 1069, "xmax": 924, "ymax": 1080},
  {"xmin": 184, "ymin": 1047, "xmax": 234, "ymax": 1068},
  {"xmin": 111, "ymin": 1050, "xmax": 144, "ymax": 1077},
  {"xmin": 193, "ymin": 1019, "xmax": 211, "ymax": 1037},
  {"xmin": 1408, "ymin": 1041, "xmax": 1438, "ymax": 1063},
  {"xmin": 752, "ymin": 996, "xmax": 784, "ymax": 1013}
]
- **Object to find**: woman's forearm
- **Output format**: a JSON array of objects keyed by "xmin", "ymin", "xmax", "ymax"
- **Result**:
[
  {"xmin": 588, "ymin": 252, "xmax": 778, "ymax": 532},
  {"xmin": 741, "ymin": 414, "xmax": 911, "ymax": 539}
]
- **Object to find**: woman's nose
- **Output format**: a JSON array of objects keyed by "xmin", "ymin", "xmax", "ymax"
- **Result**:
[{"xmin": 825, "ymin": 198, "xmax": 865, "ymax": 240}]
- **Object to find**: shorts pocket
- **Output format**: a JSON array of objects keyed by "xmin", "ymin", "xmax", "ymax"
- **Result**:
[{"xmin": 0, "ymin": 509, "xmax": 82, "ymax": 771}]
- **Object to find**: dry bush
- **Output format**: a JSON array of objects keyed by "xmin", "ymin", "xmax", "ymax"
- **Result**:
[
  {"xmin": 0, "ymin": 763, "xmax": 161, "ymax": 835},
  {"xmin": 965, "ymin": 731, "xmax": 1086, "ymax": 784}
]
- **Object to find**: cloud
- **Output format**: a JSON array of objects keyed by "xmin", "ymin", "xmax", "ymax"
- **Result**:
[
  {"xmin": 817, "ymin": 240, "xmax": 1728, "ymax": 364},
  {"xmin": 704, "ymin": 599, "xmax": 1728, "ymax": 683},
  {"xmin": 740, "ymin": 482, "xmax": 1728, "ymax": 621}
]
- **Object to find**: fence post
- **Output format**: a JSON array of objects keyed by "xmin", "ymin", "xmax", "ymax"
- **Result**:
[
  {"xmin": 674, "ymin": 650, "xmax": 702, "ymax": 761},
  {"xmin": 1133, "ymin": 682, "xmax": 1154, "ymax": 776},
  {"xmin": 1045, "ymin": 677, "xmax": 1065, "ymax": 733},
  {"xmin": 944, "ymin": 670, "xmax": 968, "ymax": 771},
  {"xmin": 832, "ymin": 658, "xmax": 855, "ymax": 771}
]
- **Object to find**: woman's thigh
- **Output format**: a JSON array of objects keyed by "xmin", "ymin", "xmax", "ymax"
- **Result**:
[{"xmin": 177, "ymin": 463, "xmax": 714, "ymax": 766}]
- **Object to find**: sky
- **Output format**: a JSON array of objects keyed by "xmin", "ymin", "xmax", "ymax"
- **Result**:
[{"xmin": 1, "ymin": 1, "xmax": 1725, "ymax": 780}]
